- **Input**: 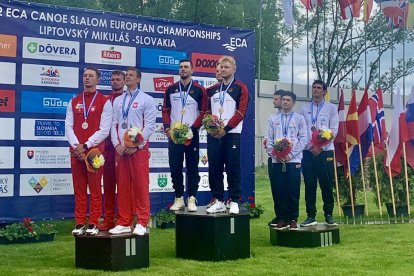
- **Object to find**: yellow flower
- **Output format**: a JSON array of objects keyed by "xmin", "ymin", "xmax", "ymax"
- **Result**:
[
  {"xmin": 275, "ymin": 138, "xmax": 282, "ymax": 143},
  {"xmin": 321, "ymin": 130, "xmax": 332, "ymax": 140},
  {"xmin": 92, "ymin": 155, "xmax": 105, "ymax": 169}
]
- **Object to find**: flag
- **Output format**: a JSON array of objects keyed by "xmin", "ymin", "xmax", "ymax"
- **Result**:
[
  {"xmin": 405, "ymin": 86, "xmax": 414, "ymax": 169},
  {"xmin": 375, "ymin": 0, "xmax": 407, "ymax": 28},
  {"xmin": 345, "ymin": 91, "xmax": 359, "ymax": 175},
  {"xmin": 300, "ymin": 0, "xmax": 323, "ymax": 11},
  {"xmin": 385, "ymin": 89, "xmax": 408, "ymax": 176},
  {"xmin": 282, "ymin": 0, "xmax": 295, "ymax": 26},
  {"xmin": 338, "ymin": 0, "xmax": 361, "ymax": 20},
  {"xmin": 406, "ymin": 2, "xmax": 414, "ymax": 29},
  {"xmin": 368, "ymin": 88, "xmax": 387, "ymax": 150},
  {"xmin": 334, "ymin": 89, "xmax": 347, "ymax": 165},
  {"xmin": 349, "ymin": 89, "xmax": 373, "ymax": 174},
  {"xmin": 363, "ymin": 0, "xmax": 374, "ymax": 22}
]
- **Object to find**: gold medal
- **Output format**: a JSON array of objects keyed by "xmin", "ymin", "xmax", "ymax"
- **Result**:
[
  {"xmin": 180, "ymin": 108, "xmax": 187, "ymax": 115},
  {"xmin": 82, "ymin": 122, "xmax": 88, "ymax": 130},
  {"xmin": 218, "ymin": 107, "xmax": 224, "ymax": 114}
]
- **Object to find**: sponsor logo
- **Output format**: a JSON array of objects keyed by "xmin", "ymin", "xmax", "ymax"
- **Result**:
[
  {"xmin": 191, "ymin": 53, "xmax": 222, "ymax": 73},
  {"xmin": 0, "ymin": 147, "xmax": 14, "ymax": 169},
  {"xmin": 97, "ymin": 69, "xmax": 114, "ymax": 90},
  {"xmin": 102, "ymin": 46, "xmax": 122, "ymax": 60},
  {"xmin": 200, "ymin": 153, "xmax": 208, "ymax": 165},
  {"xmin": 149, "ymin": 123, "xmax": 168, "ymax": 143},
  {"xmin": 21, "ymin": 119, "xmax": 66, "ymax": 141},
  {"xmin": 27, "ymin": 150, "xmax": 34, "ymax": 159},
  {"xmin": 141, "ymin": 48, "xmax": 186, "ymax": 71},
  {"xmin": 0, "ymin": 175, "xmax": 13, "ymax": 197},
  {"xmin": 22, "ymin": 64, "xmax": 78, "ymax": 88},
  {"xmin": 85, "ymin": 43, "xmax": 136, "ymax": 66},
  {"xmin": 22, "ymin": 37, "xmax": 79, "ymax": 62},
  {"xmin": 21, "ymin": 91, "xmax": 75, "ymax": 114},
  {"xmin": 153, "ymin": 76, "xmax": 174, "ymax": 92},
  {"xmin": 0, "ymin": 62, "xmax": 16, "ymax": 85},
  {"xmin": 157, "ymin": 174, "xmax": 168, "ymax": 188},
  {"xmin": 192, "ymin": 77, "xmax": 218, "ymax": 88},
  {"xmin": 0, "ymin": 34, "xmax": 17, "ymax": 57},
  {"xmin": 150, "ymin": 173, "xmax": 174, "ymax": 192},
  {"xmin": 0, "ymin": 90, "xmax": 15, "ymax": 112},
  {"xmin": 34, "ymin": 120, "xmax": 65, "ymax": 137},
  {"xmin": 28, "ymin": 176, "xmax": 49, "ymax": 193},
  {"xmin": 222, "ymin": 37, "xmax": 248, "ymax": 52}
]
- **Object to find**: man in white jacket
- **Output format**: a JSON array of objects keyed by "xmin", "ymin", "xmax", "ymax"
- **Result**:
[{"xmin": 266, "ymin": 91, "xmax": 307, "ymax": 230}]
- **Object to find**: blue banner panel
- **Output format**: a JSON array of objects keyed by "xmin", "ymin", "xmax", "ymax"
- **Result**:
[{"xmin": 0, "ymin": 0, "xmax": 255, "ymax": 222}]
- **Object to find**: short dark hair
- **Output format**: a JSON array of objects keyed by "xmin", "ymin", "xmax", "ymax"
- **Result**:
[
  {"xmin": 312, "ymin": 79, "xmax": 327, "ymax": 91},
  {"xmin": 126, "ymin": 67, "xmax": 141, "ymax": 78},
  {"xmin": 179, "ymin": 58, "xmax": 193, "ymax": 68},
  {"xmin": 84, "ymin": 67, "xmax": 100, "ymax": 78},
  {"xmin": 274, "ymin": 89, "xmax": 286, "ymax": 97},
  {"xmin": 111, "ymin": 70, "xmax": 125, "ymax": 79},
  {"xmin": 282, "ymin": 91, "xmax": 296, "ymax": 102}
]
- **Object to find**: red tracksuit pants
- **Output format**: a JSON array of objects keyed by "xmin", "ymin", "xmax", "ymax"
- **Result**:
[
  {"xmin": 70, "ymin": 156, "xmax": 103, "ymax": 225},
  {"xmin": 103, "ymin": 144, "xmax": 117, "ymax": 223},
  {"xmin": 116, "ymin": 148, "xmax": 150, "ymax": 227}
]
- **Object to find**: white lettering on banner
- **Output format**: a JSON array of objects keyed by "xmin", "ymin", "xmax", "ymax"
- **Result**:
[
  {"xmin": 0, "ymin": 118, "xmax": 15, "ymax": 140},
  {"xmin": 133, "ymin": 36, "xmax": 176, "ymax": 48},
  {"xmin": 0, "ymin": 147, "xmax": 14, "ymax": 169},
  {"xmin": 149, "ymin": 173, "xmax": 174, "ymax": 193},
  {"xmin": 20, "ymin": 119, "xmax": 66, "ymax": 141},
  {"xmin": 22, "ymin": 37, "xmax": 80, "ymax": 62},
  {"xmin": 0, "ymin": 62, "xmax": 16, "ymax": 85},
  {"xmin": 43, "ymin": 97, "xmax": 69, "ymax": 108},
  {"xmin": 20, "ymin": 174, "xmax": 73, "ymax": 196},
  {"xmin": 21, "ymin": 63, "xmax": 79, "ymax": 88},
  {"xmin": 222, "ymin": 37, "xmax": 248, "ymax": 52},
  {"xmin": 91, "ymin": 31, "xmax": 130, "ymax": 43},
  {"xmin": 20, "ymin": 147, "xmax": 70, "ymax": 169},
  {"xmin": 39, "ymin": 25, "xmax": 89, "ymax": 39},
  {"xmin": 109, "ymin": 20, "xmax": 154, "ymax": 32},
  {"xmin": 0, "ymin": 174, "xmax": 14, "ymax": 197},
  {"xmin": 156, "ymin": 26, "xmax": 221, "ymax": 41}
]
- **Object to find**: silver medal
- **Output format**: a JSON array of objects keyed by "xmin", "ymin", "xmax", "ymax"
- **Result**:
[
  {"xmin": 82, "ymin": 122, "xmax": 88, "ymax": 130},
  {"xmin": 218, "ymin": 107, "xmax": 224, "ymax": 114},
  {"xmin": 121, "ymin": 122, "xmax": 128, "ymax": 129}
]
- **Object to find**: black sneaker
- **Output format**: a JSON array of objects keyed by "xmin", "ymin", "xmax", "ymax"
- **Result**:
[
  {"xmin": 275, "ymin": 221, "xmax": 289, "ymax": 230},
  {"xmin": 268, "ymin": 218, "xmax": 278, "ymax": 227},
  {"xmin": 289, "ymin": 220, "xmax": 298, "ymax": 230},
  {"xmin": 300, "ymin": 217, "xmax": 317, "ymax": 227},
  {"xmin": 325, "ymin": 215, "xmax": 338, "ymax": 226}
]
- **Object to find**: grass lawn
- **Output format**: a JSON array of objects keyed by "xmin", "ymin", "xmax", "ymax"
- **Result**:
[{"xmin": 1, "ymin": 167, "xmax": 414, "ymax": 275}]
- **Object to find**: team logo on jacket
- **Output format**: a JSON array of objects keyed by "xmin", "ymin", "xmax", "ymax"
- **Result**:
[
  {"xmin": 27, "ymin": 150, "xmax": 34, "ymax": 159},
  {"xmin": 75, "ymin": 103, "xmax": 83, "ymax": 110},
  {"xmin": 133, "ymin": 102, "xmax": 138, "ymax": 108}
]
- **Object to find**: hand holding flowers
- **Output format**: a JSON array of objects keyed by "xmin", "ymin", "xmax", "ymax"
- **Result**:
[
  {"xmin": 311, "ymin": 127, "xmax": 334, "ymax": 151},
  {"xmin": 271, "ymin": 138, "xmax": 293, "ymax": 172},
  {"xmin": 202, "ymin": 114, "xmax": 224, "ymax": 135},
  {"xmin": 124, "ymin": 126, "xmax": 144, "ymax": 148},
  {"xmin": 85, "ymin": 148, "xmax": 105, "ymax": 173},
  {"xmin": 170, "ymin": 122, "xmax": 193, "ymax": 145}
]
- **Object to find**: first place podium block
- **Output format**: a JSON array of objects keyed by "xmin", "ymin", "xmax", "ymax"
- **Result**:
[
  {"xmin": 75, "ymin": 232, "xmax": 149, "ymax": 271},
  {"xmin": 175, "ymin": 206, "xmax": 250, "ymax": 261},
  {"xmin": 270, "ymin": 224, "xmax": 340, "ymax": 248}
]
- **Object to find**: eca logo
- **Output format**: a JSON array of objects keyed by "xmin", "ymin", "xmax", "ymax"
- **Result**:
[{"xmin": 222, "ymin": 37, "xmax": 247, "ymax": 52}]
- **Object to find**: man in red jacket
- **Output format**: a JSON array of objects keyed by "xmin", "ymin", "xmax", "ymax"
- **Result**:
[{"xmin": 65, "ymin": 67, "xmax": 112, "ymax": 236}]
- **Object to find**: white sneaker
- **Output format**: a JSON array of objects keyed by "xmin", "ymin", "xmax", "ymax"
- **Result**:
[
  {"xmin": 206, "ymin": 198, "xmax": 217, "ymax": 208},
  {"xmin": 206, "ymin": 200, "xmax": 226, "ymax": 214},
  {"xmin": 170, "ymin": 196, "xmax": 185, "ymax": 211},
  {"xmin": 85, "ymin": 224, "xmax": 99, "ymax": 236},
  {"xmin": 133, "ymin": 224, "xmax": 146, "ymax": 236},
  {"xmin": 229, "ymin": 202, "xmax": 239, "ymax": 214},
  {"xmin": 72, "ymin": 224, "xmax": 86, "ymax": 236},
  {"xmin": 225, "ymin": 199, "xmax": 232, "ymax": 209},
  {"xmin": 187, "ymin": 196, "xmax": 197, "ymax": 212},
  {"xmin": 109, "ymin": 225, "xmax": 132, "ymax": 235}
]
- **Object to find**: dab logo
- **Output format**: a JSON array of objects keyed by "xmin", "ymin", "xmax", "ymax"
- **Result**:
[
  {"xmin": 157, "ymin": 174, "xmax": 168, "ymax": 188},
  {"xmin": 27, "ymin": 42, "xmax": 38, "ymax": 53},
  {"xmin": 28, "ymin": 176, "xmax": 49, "ymax": 193}
]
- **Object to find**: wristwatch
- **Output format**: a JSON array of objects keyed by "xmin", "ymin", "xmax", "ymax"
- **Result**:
[{"xmin": 83, "ymin": 144, "xmax": 88, "ymax": 150}]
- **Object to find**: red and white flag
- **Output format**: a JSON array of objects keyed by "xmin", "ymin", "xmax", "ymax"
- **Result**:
[
  {"xmin": 334, "ymin": 89, "xmax": 347, "ymax": 165},
  {"xmin": 300, "ymin": 0, "xmax": 323, "ymax": 11},
  {"xmin": 338, "ymin": 0, "xmax": 361, "ymax": 20}
]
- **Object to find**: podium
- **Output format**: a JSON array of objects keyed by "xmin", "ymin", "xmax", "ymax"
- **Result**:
[
  {"xmin": 175, "ymin": 206, "xmax": 250, "ymax": 261},
  {"xmin": 270, "ymin": 224, "xmax": 340, "ymax": 248},
  {"xmin": 75, "ymin": 232, "xmax": 149, "ymax": 271}
]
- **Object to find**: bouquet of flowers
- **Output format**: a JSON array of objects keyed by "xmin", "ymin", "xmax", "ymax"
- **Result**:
[
  {"xmin": 85, "ymin": 148, "xmax": 105, "ymax": 173},
  {"xmin": 202, "ymin": 114, "xmax": 224, "ymax": 135},
  {"xmin": 241, "ymin": 196, "xmax": 264, "ymax": 219},
  {"xmin": 170, "ymin": 121, "xmax": 193, "ymax": 145},
  {"xmin": 311, "ymin": 127, "xmax": 334, "ymax": 149},
  {"xmin": 124, "ymin": 126, "xmax": 144, "ymax": 148},
  {"xmin": 271, "ymin": 138, "xmax": 293, "ymax": 160}
]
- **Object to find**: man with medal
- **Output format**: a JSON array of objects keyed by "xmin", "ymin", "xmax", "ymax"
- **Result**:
[
  {"xmin": 65, "ymin": 67, "xmax": 112, "ymax": 236},
  {"xmin": 109, "ymin": 67, "xmax": 156, "ymax": 236},
  {"xmin": 266, "ymin": 91, "xmax": 307, "ymax": 230},
  {"xmin": 299, "ymin": 80, "xmax": 339, "ymax": 227},
  {"xmin": 162, "ymin": 59, "xmax": 208, "ymax": 212},
  {"xmin": 99, "ymin": 70, "xmax": 125, "ymax": 231},
  {"xmin": 205, "ymin": 56, "xmax": 249, "ymax": 215}
]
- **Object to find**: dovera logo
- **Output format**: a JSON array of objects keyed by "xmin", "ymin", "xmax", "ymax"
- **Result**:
[{"xmin": 23, "ymin": 37, "xmax": 79, "ymax": 62}]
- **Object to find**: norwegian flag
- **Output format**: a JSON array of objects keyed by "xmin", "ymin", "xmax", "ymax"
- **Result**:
[
  {"xmin": 300, "ymin": 0, "xmax": 323, "ymax": 11},
  {"xmin": 368, "ymin": 88, "xmax": 387, "ymax": 150},
  {"xmin": 375, "ymin": 0, "xmax": 407, "ymax": 28}
]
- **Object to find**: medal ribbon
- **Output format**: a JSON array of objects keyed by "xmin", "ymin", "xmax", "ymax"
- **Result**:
[
  {"xmin": 219, "ymin": 78, "xmax": 234, "ymax": 108},
  {"xmin": 82, "ymin": 91, "xmax": 98, "ymax": 122},
  {"xmin": 122, "ymin": 88, "xmax": 140, "ymax": 122},
  {"xmin": 311, "ymin": 100, "xmax": 325, "ymax": 125},
  {"xmin": 281, "ymin": 112, "xmax": 293, "ymax": 138},
  {"xmin": 179, "ymin": 80, "xmax": 192, "ymax": 109}
]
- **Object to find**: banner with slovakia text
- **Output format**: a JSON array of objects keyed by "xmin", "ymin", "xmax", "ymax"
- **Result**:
[{"xmin": 0, "ymin": 1, "xmax": 255, "ymax": 222}]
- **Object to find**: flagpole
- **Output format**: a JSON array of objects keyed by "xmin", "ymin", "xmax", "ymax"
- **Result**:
[
  {"xmin": 306, "ymin": 8, "xmax": 310, "ymax": 98},
  {"xmin": 345, "ymin": 142, "xmax": 355, "ymax": 221},
  {"xmin": 403, "ymin": 142, "xmax": 411, "ymax": 217},
  {"xmin": 333, "ymin": 151, "xmax": 342, "ymax": 218},
  {"xmin": 358, "ymin": 144, "xmax": 369, "ymax": 216},
  {"xmin": 371, "ymin": 142, "xmax": 383, "ymax": 218},
  {"xmin": 291, "ymin": 0, "xmax": 294, "ymax": 93},
  {"xmin": 385, "ymin": 143, "xmax": 397, "ymax": 220}
]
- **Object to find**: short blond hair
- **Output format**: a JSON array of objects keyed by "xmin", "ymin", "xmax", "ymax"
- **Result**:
[{"xmin": 219, "ymin": 56, "xmax": 236, "ymax": 68}]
